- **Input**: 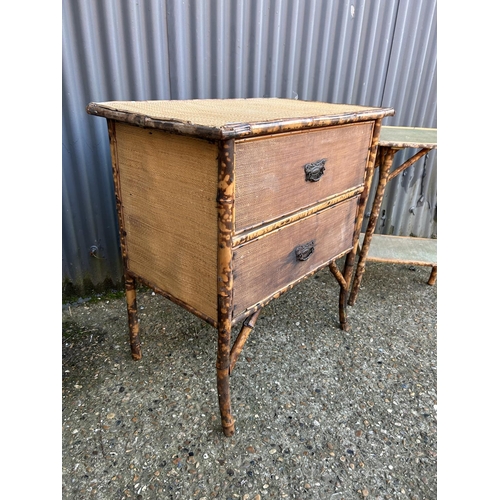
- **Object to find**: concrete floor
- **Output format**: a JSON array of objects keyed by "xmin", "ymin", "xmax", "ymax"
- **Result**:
[{"xmin": 62, "ymin": 261, "xmax": 437, "ymax": 500}]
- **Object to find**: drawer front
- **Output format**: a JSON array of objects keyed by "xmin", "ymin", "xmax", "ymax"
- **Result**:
[
  {"xmin": 232, "ymin": 196, "xmax": 359, "ymax": 317},
  {"xmin": 234, "ymin": 122, "xmax": 373, "ymax": 232}
]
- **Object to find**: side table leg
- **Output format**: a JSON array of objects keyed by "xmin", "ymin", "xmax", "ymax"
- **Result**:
[
  {"xmin": 125, "ymin": 274, "xmax": 142, "ymax": 360},
  {"xmin": 217, "ymin": 322, "xmax": 235, "ymax": 437},
  {"xmin": 427, "ymin": 265, "xmax": 437, "ymax": 285},
  {"xmin": 349, "ymin": 148, "xmax": 396, "ymax": 306}
]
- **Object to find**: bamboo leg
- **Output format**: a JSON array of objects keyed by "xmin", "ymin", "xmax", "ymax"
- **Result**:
[
  {"xmin": 216, "ymin": 322, "xmax": 235, "ymax": 437},
  {"xmin": 427, "ymin": 265, "xmax": 437, "ymax": 285},
  {"xmin": 329, "ymin": 261, "xmax": 347, "ymax": 290},
  {"xmin": 216, "ymin": 139, "xmax": 236, "ymax": 437},
  {"xmin": 329, "ymin": 260, "xmax": 350, "ymax": 331},
  {"xmin": 349, "ymin": 148, "xmax": 396, "ymax": 306},
  {"xmin": 339, "ymin": 287, "xmax": 348, "ymax": 331},
  {"xmin": 229, "ymin": 309, "xmax": 261, "ymax": 374},
  {"xmin": 125, "ymin": 274, "xmax": 142, "ymax": 360},
  {"xmin": 329, "ymin": 119, "xmax": 382, "ymax": 329},
  {"xmin": 341, "ymin": 253, "xmax": 356, "ymax": 331}
]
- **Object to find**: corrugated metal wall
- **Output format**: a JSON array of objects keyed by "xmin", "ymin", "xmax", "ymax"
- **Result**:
[{"xmin": 62, "ymin": 0, "xmax": 437, "ymax": 297}]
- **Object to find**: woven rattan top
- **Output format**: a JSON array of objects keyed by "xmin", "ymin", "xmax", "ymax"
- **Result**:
[
  {"xmin": 379, "ymin": 126, "xmax": 437, "ymax": 149},
  {"xmin": 87, "ymin": 98, "xmax": 394, "ymax": 139}
]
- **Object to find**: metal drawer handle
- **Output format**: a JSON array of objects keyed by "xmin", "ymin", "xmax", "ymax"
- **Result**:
[
  {"xmin": 295, "ymin": 240, "xmax": 315, "ymax": 261},
  {"xmin": 304, "ymin": 158, "xmax": 326, "ymax": 182}
]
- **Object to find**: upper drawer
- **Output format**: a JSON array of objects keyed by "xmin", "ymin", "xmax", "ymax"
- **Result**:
[{"xmin": 234, "ymin": 121, "xmax": 373, "ymax": 232}]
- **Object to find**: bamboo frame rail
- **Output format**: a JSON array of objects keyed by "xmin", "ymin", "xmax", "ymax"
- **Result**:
[
  {"xmin": 229, "ymin": 309, "xmax": 261, "ymax": 375},
  {"xmin": 348, "ymin": 126, "xmax": 437, "ymax": 306}
]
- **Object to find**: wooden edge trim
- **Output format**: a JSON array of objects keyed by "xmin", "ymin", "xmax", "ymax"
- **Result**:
[
  {"xmin": 230, "ymin": 249, "xmax": 352, "ymax": 325},
  {"xmin": 88, "ymin": 104, "xmax": 224, "ymax": 140},
  {"xmin": 232, "ymin": 187, "xmax": 364, "ymax": 247},
  {"xmin": 234, "ymin": 121, "xmax": 371, "ymax": 145},
  {"xmin": 364, "ymin": 257, "xmax": 437, "ymax": 266},
  {"xmin": 379, "ymin": 142, "xmax": 437, "ymax": 149},
  {"xmin": 221, "ymin": 108, "xmax": 395, "ymax": 139}
]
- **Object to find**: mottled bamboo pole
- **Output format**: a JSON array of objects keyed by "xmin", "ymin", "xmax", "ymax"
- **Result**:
[
  {"xmin": 329, "ymin": 261, "xmax": 347, "ymax": 291},
  {"xmin": 335, "ymin": 118, "xmax": 383, "ymax": 330},
  {"xmin": 229, "ymin": 309, "xmax": 261, "ymax": 375},
  {"xmin": 387, "ymin": 148, "xmax": 431, "ymax": 182},
  {"xmin": 329, "ymin": 261, "xmax": 349, "ymax": 328},
  {"xmin": 348, "ymin": 146, "xmax": 396, "ymax": 306},
  {"xmin": 125, "ymin": 274, "xmax": 142, "ymax": 360},
  {"xmin": 427, "ymin": 265, "xmax": 437, "ymax": 286},
  {"xmin": 108, "ymin": 119, "xmax": 142, "ymax": 360},
  {"xmin": 216, "ymin": 139, "xmax": 236, "ymax": 437},
  {"xmin": 232, "ymin": 185, "xmax": 364, "ymax": 246}
]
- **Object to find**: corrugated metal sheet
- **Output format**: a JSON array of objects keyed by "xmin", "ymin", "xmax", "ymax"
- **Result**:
[
  {"xmin": 377, "ymin": 0, "xmax": 437, "ymax": 238},
  {"xmin": 62, "ymin": 0, "xmax": 437, "ymax": 296}
]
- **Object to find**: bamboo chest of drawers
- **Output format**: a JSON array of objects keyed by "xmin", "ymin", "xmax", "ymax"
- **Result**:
[{"xmin": 87, "ymin": 98, "xmax": 394, "ymax": 436}]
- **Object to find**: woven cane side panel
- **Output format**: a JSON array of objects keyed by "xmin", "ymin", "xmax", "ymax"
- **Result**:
[
  {"xmin": 115, "ymin": 123, "xmax": 219, "ymax": 321},
  {"xmin": 234, "ymin": 122, "xmax": 373, "ymax": 231}
]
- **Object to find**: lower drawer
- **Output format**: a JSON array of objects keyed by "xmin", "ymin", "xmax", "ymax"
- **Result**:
[{"xmin": 232, "ymin": 196, "xmax": 359, "ymax": 317}]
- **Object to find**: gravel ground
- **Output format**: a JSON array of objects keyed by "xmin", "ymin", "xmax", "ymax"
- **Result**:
[{"xmin": 62, "ymin": 261, "xmax": 437, "ymax": 500}]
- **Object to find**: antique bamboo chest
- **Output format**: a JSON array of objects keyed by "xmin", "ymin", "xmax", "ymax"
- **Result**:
[{"xmin": 87, "ymin": 98, "xmax": 394, "ymax": 436}]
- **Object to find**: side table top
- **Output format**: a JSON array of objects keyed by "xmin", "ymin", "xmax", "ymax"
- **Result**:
[
  {"xmin": 87, "ymin": 98, "xmax": 394, "ymax": 140},
  {"xmin": 379, "ymin": 126, "xmax": 437, "ymax": 149}
]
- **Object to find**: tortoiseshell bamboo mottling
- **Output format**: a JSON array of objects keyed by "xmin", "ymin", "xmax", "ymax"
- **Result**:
[
  {"xmin": 229, "ymin": 309, "xmax": 261, "ymax": 374},
  {"xmin": 349, "ymin": 139, "xmax": 437, "ymax": 306},
  {"xmin": 348, "ymin": 146, "xmax": 396, "ymax": 307},
  {"xmin": 232, "ymin": 186, "xmax": 364, "ymax": 247},
  {"xmin": 329, "ymin": 261, "xmax": 347, "ymax": 291},
  {"xmin": 216, "ymin": 139, "xmax": 236, "ymax": 437},
  {"xmin": 223, "ymin": 111, "xmax": 392, "ymax": 139},
  {"xmin": 107, "ymin": 120, "xmax": 129, "ymax": 270},
  {"xmin": 108, "ymin": 120, "xmax": 142, "ymax": 360},
  {"xmin": 125, "ymin": 275, "xmax": 142, "ymax": 360},
  {"xmin": 334, "ymin": 118, "xmax": 382, "ymax": 329}
]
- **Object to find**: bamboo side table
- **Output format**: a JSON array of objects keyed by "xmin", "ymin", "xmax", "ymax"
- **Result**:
[{"xmin": 348, "ymin": 126, "xmax": 437, "ymax": 306}]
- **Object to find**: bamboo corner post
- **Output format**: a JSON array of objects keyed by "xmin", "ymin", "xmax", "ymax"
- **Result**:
[
  {"xmin": 87, "ymin": 98, "xmax": 394, "ymax": 436},
  {"xmin": 348, "ymin": 126, "xmax": 438, "ymax": 306}
]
